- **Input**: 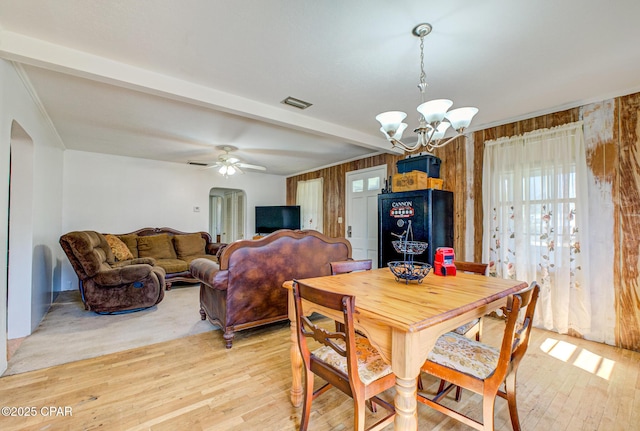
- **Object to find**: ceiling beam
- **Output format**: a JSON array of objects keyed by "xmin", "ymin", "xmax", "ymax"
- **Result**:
[{"xmin": 0, "ymin": 29, "xmax": 397, "ymax": 154}]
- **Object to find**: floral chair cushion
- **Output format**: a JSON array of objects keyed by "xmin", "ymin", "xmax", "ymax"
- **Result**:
[
  {"xmin": 312, "ymin": 334, "xmax": 392, "ymax": 385},
  {"xmin": 427, "ymin": 331, "xmax": 499, "ymax": 380}
]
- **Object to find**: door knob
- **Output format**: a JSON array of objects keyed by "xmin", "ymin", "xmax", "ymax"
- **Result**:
[{"xmin": 347, "ymin": 226, "xmax": 352, "ymax": 238}]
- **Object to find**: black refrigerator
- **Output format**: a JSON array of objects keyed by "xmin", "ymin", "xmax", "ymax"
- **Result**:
[{"xmin": 378, "ymin": 189, "xmax": 454, "ymax": 267}]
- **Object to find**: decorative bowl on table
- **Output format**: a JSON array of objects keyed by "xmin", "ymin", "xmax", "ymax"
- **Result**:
[
  {"xmin": 391, "ymin": 240, "xmax": 428, "ymax": 255},
  {"xmin": 388, "ymin": 261, "xmax": 432, "ymax": 284}
]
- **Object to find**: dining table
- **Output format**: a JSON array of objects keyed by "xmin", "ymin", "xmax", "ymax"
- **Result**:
[{"xmin": 283, "ymin": 266, "xmax": 528, "ymax": 431}]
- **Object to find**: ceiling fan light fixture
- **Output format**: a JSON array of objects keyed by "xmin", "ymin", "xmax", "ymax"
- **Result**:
[{"xmin": 206, "ymin": 146, "xmax": 266, "ymax": 177}]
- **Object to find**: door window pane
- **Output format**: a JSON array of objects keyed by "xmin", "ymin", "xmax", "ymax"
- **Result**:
[
  {"xmin": 367, "ymin": 177, "xmax": 380, "ymax": 191},
  {"xmin": 352, "ymin": 179, "xmax": 364, "ymax": 193}
]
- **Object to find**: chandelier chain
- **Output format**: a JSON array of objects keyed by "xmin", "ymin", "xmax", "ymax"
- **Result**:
[
  {"xmin": 375, "ymin": 22, "xmax": 478, "ymax": 154},
  {"xmin": 418, "ymin": 34, "xmax": 428, "ymax": 108},
  {"xmin": 419, "ymin": 35, "xmax": 426, "ymax": 90}
]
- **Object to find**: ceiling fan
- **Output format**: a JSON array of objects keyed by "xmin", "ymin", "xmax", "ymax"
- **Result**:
[{"xmin": 203, "ymin": 146, "xmax": 267, "ymax": 177}]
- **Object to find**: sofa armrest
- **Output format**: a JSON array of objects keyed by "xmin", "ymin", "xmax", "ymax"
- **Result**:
[
  {"xmin": 92, "ymin": 264, "xmax": 154, "ymax": 286},
  {"xmin": 206, "ymin": 242, "xmax": 227, "ymax": 256},
  {"xmin": 111, "ymin": 257, "xmax": 156, "ymax": 268},
  {"xmin": 190, "ymin": 258, "xmax": 228, "ymax": 291}
]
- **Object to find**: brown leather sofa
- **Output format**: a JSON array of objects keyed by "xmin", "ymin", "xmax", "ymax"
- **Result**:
[
  {"xmin": 108, "ymin": 227, "xmax": 225, "ymax": 289},
  {"xmin": 189, "ymin": 229, "xmax": 352, "ymax": 348},
  {"xmin": 60, "ymin": 231, "xmax": 166, "ymax": 314}
]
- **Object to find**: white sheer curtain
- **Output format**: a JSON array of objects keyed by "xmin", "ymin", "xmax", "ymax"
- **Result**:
[
  {"xmin": 296, "ymin": 178, "xmax": 324, "ymax": 233},
  {"xmin": 482, "ymin": 122, "xmax": 592, "ymax": 336}
]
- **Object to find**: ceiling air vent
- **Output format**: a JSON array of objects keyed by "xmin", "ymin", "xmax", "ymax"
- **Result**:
[
  {"xmin": 188, "ymin": 161, "xmax": 209, "ymax": 166},
  {"xmin": 281, "ymin": 96, "xmax": 313, "ymax": 110}
]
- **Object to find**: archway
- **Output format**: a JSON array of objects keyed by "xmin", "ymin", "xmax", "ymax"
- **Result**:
[
  {"xmin": 7, "ymin": 120, "xmax": 35, "ymax": 342},
  {"xmin": 210, "ymin": 188, "xmax": 246, "ymax": 243}
]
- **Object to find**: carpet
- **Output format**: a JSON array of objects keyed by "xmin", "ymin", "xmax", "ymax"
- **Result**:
[{"xmin": 4, "ymin": 285, "xmax": 217, "ymax": 376}]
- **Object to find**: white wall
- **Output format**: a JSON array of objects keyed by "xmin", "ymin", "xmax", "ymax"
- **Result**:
[
  {"xmin": 0, "ymin": 59, "xmax": 65, "ymax": 374},
  {"xmin": 61, "ymin": 150, "xmax": 286, "ymax": 291}
]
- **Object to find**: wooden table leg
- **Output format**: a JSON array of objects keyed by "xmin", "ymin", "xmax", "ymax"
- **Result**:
[
  {"xmin": 391, "ymin": 328, "xmax": 435, "ymax": 431},
  {"xmin": 394, "ymin": 375, "xmax": 418, "ymax": 430},
  {"xmin": 287, "ymin": 289, "xmax": 304, "ymax": 407},
  {"xmin": 289, "ymin": 317, "xmax": 303, "ymax": 407}
]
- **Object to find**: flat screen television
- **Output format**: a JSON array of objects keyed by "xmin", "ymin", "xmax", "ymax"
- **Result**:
[{"xmin": 255, "ymin": 205, "xmax": 301, "ymax": 234}]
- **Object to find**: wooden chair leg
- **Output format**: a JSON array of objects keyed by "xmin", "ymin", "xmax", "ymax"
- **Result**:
[
  {"xmin": 436, "ymin": 379, "xmax": 462, "ymax": 402},
  {"xmin": 482, "ymin": 393, "xmax": 496, "ymax": 431},
  {"xmin": 354, "ymin": 394, "xmax": 367, "ymax": 431},
  {"xmin": 504, "ymin": 372, "xmax": 522, "ymax": 431},
  {"xmin": 366, "ymin": 399, "xmax": 378, "ymax": 413},
  {"xmin": 299, "ymin": 371, "xmax": 314, "ymax": 431},
  {"xmin": 455, "ymin": 385, "xmax": 462, "ymax": 402}
]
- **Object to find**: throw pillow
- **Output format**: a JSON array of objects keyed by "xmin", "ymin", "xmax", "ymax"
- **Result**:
[
  {"xmin": 105, "ymin": 234, "xmax": 134, "ymax": 261},
  {"xmin": 137, "ymin": 234, "xmax": 177, "ymax": 260},
  {"xmin": 117, "ymin": 234, "xmax": 139, "ymax": 258},
  {"xmin": 173, "ymin": 233, "xmax": 206, "ymax": 259}
]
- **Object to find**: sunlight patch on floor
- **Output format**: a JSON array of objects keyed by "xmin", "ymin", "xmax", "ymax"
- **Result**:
[{"xmin": 539, "ymin": 337, "xmax": 614, "ymax": 380}]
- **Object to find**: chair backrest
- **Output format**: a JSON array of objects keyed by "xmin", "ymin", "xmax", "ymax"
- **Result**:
[
  {"xmin": 60, "ymin": 231, "xmax": 115, "ymax": 280},
  {"xmin": 453, "ymin": 260, "xmax": 488, "ymax": 275},
  {"xmin": 494, "ymin": 282, "xmax": 540, "ymax": 380},
  {"xmin": 330, "ymin": 259, "xmax": 373, "ymax": 275},
  {"xmin": 292, "ymin": 280, "xmax": 363, "ymax": 388}
]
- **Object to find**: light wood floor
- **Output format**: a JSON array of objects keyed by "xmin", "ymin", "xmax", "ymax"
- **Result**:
[{"xmin": 1, "ymin": 317, "xmax": 638, "ymax": 431}]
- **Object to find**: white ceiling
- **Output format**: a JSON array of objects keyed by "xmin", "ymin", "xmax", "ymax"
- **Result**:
[{"xmin": 1, "ymin": 1, "xmax": 640, "ymax": 176}]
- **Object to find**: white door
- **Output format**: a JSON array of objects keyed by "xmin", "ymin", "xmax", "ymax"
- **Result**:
[
  {"xmin": 222, "ymin": 191, "xmax": 246, "ymax": 242},
  {"xmin": 345, "ymin": 165, "xmax": 387, "ymax": 263}
]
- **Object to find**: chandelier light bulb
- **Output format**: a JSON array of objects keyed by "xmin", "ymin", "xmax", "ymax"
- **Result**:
[
  {"xmin": 375, "ymin": 111, "xmax": 408, "ymax": 139},
  {"xmin": 431, "ymin": 122, "xmax": 451, "ymax": 141},
  {"xmin": 417, "ymin": 99, "xmax": 453, "ymax": 124},
  {"xmin": 445, "ymin": 107, "xmax": 479, "ymax": 131},
  {"xmin": 218, "ymin": 165, "xmax": 227, "ymax": 175},
  {"xmin": 226, "ymin": 165, "xmax": 236, "ymax": 176}
]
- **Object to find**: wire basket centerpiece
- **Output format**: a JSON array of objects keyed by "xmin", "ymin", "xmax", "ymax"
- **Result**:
[{"xmin": 388, "ymin": 220, "xmax": 432, "ymax": 284}]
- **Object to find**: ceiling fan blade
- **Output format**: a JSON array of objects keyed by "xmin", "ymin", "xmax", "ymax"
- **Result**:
[
  {"xmin": 237, "ymin": 162, "xmax": 266, "ymax": 171},
  {"xmin": 232, "ymin": 165, "xmax": 245, "ymax": 175},
  {"xmin": 202, "ymin": 162, "xmax": 223, "ymax": 170}
]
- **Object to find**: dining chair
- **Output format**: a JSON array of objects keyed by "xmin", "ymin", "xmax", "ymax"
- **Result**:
[
  {"xmin": 330, "ymin": 259, "xmax": 373, "ymax": 333},
  {"xmin": 329, "ymin": 257, "xmax": 378, "ymax": 413},
  {"xmin": 451, "ymin": 261, "xmax": 489, "ymax": 342},
  {"xmin": 416, "ymin": 281, "xmax": 540, "ymax": 431},
  {"xmin": 419, "ymin": 260, "xmax": 489, "ymax": 399},
  {"xmin": 292, "ymin": 280, "xmax": 396, "ymax": 431},
  {"xmin": 330, "ymin": 259, "xmax": 373, "ymax": 275}
]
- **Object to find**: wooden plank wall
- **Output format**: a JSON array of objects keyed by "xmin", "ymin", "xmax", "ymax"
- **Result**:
[
  {"xmin": 616, "ymin": 93, "xmax": 640, "ymax": 351},
  {"xmin": 285, "ymin": 92, "xmax": 640, "ymax": 351},
  {"xmin": 285, "ymin": 146, "xmax": 466, "ymax": 251},
  {"xmin": 286, "ymin": 154, "xmax": 402, "ymax": 238}
]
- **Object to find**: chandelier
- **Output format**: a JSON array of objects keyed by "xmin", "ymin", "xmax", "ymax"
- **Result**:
[{"xmin": 375, "ymin": 23, "xmax": 478, "ymax": 153}]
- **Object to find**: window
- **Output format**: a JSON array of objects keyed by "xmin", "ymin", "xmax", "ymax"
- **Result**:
[
  {"xmin": 483, "ymin": 122, "xmax": 591, "ymax": 336},
  {"xmin": 296, "ymin": 178, "xmax": 324, "ymax": 232}
]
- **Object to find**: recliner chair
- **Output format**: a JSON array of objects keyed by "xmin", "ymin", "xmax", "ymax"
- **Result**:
[{"xmin": 60, "ymin": 230, "xmax": 166, "ymax": 314}]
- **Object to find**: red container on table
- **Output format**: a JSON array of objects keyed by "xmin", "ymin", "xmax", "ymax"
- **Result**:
[{"xmin": 434, "ymin": 247, "xmax": 456, "ymax": 276}]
